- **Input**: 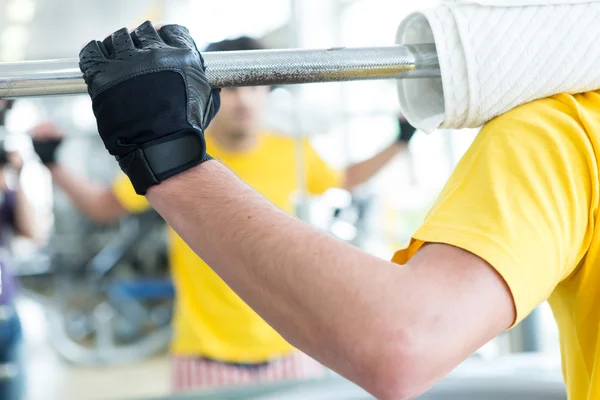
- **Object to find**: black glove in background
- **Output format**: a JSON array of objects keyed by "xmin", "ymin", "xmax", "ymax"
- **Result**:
[
  {"xmin": 79, "ymin": 21, "xmax": 220, "ymax": 195},
  {"xmin": 397, "ymin": 118, "xmax": 417, "ymax": 144},
  {"xmin": 32, "ymin": 139, "xmax": 62, "ymax": 165}
]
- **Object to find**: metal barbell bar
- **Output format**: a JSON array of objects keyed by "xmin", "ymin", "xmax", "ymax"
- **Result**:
[{"xmin": 0, "ymin": 44, "xmax": 439, "ymax": 98}]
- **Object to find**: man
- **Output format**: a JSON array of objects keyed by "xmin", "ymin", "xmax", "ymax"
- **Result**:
[
  {"xmin": 0, "ymin": 100, "xmax": 40, "ymax": 400},
  {"xmin": 34, "ymin": 35, "xmax": 412, "ymax": 392},
  {"xmin": 78, "ymin": 21, "xmax": 600, "ymax": 399}
]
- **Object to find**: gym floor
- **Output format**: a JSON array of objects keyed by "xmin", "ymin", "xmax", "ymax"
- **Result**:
[{"xmin": 19, "ymin": 297, "xmax": 170, "ymax": 400}]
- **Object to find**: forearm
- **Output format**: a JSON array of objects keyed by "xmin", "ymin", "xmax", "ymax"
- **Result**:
[
  {"xmin": 146, "ymin": 161, "xmax": 411, "ymax": 398},
  {"xmin": 344, "ymin": 142, "xmax": 404, "ymax": 191},
  {"xmin": 50, "ymin": 165, "xmax": 126, "ymax": 223},
  {"xmin": 13, "ymin": 183, "xmax": 38, "ymax": 240}
]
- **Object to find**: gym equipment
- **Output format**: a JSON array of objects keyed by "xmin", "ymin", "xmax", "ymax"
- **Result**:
[
  {"xmin": 321, "ymin": 188, "xmax": 372, "ymax": 248},
  {"xmin": 20, "ymin": 211, "xmax": 173, "ymax": 365},
  {"xmin": 0, "ymin": 45, "xmax": 439, "ymax": 98}
]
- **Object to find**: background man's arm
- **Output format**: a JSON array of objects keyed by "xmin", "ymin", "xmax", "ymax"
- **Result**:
[
  {"xmin": 50, "ymin": 165, "xmax": 126, "ymax": 223},
  {"xmin": 146, "ymin": 160, "xmax": 515, "ymax": 400},
  {"xmin": 344, "ymin": 142, "xmax": 404, "ymax": 191},
  {"xmin": 343, "ymin": 117, "xmax": 415, "ymax": 191},
  {"xmin": 31, "ymin": 123, "xmax": 127, "ymax": 224}
]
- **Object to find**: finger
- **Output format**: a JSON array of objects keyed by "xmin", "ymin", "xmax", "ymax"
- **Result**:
[
  {"xmin": 100, "ymin": 36, "xmax": 115, "ymax": 59},
  {"xmin": 110, "ymin": 27, "xmax": 135, "ymax": 55},
  {"xmin": 133, "ymin": 20, "xmax": 164, "ymax": 48},
  {"xmin": 79, "ymin": 40, "xmax": 106, "ymax": 61},
  {"xmin": 158, "ymin": 24, "xmax": 196, "ymax": 49}
]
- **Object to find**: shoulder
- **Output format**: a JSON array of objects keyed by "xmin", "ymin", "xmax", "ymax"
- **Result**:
[
  {"xmin": 477, "ymin": 93, "xmax": 596, "ymax": 156},
  {"xmin": 485, "ymin": 93, "xmax": 591, "ymax": 135}
]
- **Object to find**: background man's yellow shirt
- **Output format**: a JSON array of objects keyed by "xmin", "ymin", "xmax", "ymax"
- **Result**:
[
  {"xmin": 112, "ymin": 132, "xmax": 342, "ymax": 363},
  {"xmin": 395, "ymin": 91, "xmax": 600, "ymax": 400}
]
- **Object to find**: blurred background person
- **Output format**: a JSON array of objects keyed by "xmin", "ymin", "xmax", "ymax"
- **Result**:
[
  {"xmin": 0, "ymin": 99, "xmax": 40, "ymax": 400},
  {"xmin": 30, "ymin": 36, "xmax": 415, "ymax": 393}
]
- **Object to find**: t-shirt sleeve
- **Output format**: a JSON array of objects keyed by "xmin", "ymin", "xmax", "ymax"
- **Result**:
[
  {"xmin": 111, "ymin": 173, "xmax": 152, "ymax": 214},
  {"xmin": 393, "ymin": 95, "xmax": 597, "ymax": 326}
]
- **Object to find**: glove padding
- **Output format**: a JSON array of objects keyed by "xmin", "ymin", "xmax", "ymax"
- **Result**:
[
  {"xmin": 32, "ymin": 139, "xmax": 62, "ymax": 165},
  {"xmin": 79, "ymin": 21, "xmax": 220, "ymax": 195},
  {"xmin": 397, "ymin": 118, "xmax": 417, "ymax": 144}
]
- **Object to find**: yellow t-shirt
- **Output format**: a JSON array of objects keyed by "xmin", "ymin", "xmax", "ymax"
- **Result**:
[
  {"xmin": 112, "ymin": 132, "xmax": 342, "ymax": 363},
  {"xmin": 393, "ymin": 91, "xmax": 600, "ymax": 400}
]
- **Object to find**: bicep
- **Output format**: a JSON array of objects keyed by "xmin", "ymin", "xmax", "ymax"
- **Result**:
[
  {"xmin": 401, "ymin": 243, "xmax": 514, "ymax": 383},
  {"xmin": 351, "ymin": 242, "xmax": 514, "ymax": 398}
]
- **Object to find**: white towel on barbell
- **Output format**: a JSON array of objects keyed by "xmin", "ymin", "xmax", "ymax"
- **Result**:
[{"xmin": 396, "ymin": 0, "xmax": 600, "ymax": 133}]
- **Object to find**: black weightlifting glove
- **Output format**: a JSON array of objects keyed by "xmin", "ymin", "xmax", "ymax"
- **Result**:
[
  {"xmin": 33, "ymin": 139, "xmax": 62, "ymax": 165},
  {"xmin": 397, "ymin": 118, "xmax": 417, "ymax": 144},
  {"xmin": 79, "ymin": 21, "xmax": 220, "ymax": 195}
]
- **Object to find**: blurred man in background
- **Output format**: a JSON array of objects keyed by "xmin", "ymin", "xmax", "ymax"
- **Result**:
[
  {"xmin": 0, "ymin": 100, "xmax": 40, "ymax": 400},
  {"xmin": 31, "ymin": 37, "xmax": 414, "ymax": 393}
]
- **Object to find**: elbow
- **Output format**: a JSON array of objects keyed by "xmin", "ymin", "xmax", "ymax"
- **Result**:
[
  {"xmin": 86, "ymin": 193, "xmax": 127, "ymax": 224},
  {"xmin": 353, "ymin": 328, "xmax": 434, "ymax": 400},
  {"xmin": 367, "ymin": 365, "xmax": 425, "ymax": 400},
  {"xmin": 363, "ymin": 359, "xmax": 426, "ymax": 400}
]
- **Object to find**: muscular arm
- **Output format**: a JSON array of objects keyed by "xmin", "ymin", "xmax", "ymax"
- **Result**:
[
  {"xmin": 50, "ymin": 165, "xmax": 126, "ymax": 223},
  {"xmin": 146, "ymin": 160, "xmax": 515, "ymax": 399},
  {"xmin": 344, "ymin": 142, "xmax": 404, "ymax": 191}
]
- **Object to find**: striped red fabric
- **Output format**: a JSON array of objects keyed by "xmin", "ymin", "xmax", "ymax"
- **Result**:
[{"xmin": 171, "ymin": 351, "xmax": 326, "ymax": 393}]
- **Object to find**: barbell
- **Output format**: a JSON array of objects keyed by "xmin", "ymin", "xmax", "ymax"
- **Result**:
[{"xmin": 0, "ymin": 44, "xmax": 439, "ymax": 98}]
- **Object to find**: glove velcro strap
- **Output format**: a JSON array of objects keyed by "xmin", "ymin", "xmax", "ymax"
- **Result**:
[{"xmin": 118, "ymin": 129, "xmax": 208, "ymax": 195}]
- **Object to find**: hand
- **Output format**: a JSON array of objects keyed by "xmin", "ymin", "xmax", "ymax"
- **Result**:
[
  {"xmin": 397, "ymin": 116, "xmax": 417, "ymax": 144},
  {"xmin": 79, "ymin": 21, "xmax": 221, "ymax": 195},
  {"xmin": 31, "ymin": 122, "xmax": 64, "ymax": 165}
]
